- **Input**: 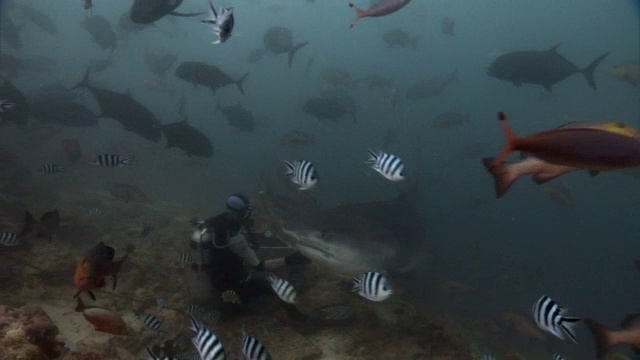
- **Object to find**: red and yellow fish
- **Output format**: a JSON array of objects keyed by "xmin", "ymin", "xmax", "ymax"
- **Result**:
[
  {"xmin": 74, "ymin": 242, "xmax": 132, "ymax": 300},
  {"xmin": 483, "ymin": 120, "xmax": 640, "ymax": 197}
]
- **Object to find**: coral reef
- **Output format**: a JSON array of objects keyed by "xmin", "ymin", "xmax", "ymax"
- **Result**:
[{"xmin": 0, "ymin": 305, "xmax": 66, "ymax": 360}]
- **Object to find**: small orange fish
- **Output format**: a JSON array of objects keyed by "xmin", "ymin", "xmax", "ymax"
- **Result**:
[
  {"xmin": 75, "ymin": 298, "xmax": 128, "ymax": 336},
  {"xmin": 73, "ymin": 242, "xmax": 133, "ymax": 300}
]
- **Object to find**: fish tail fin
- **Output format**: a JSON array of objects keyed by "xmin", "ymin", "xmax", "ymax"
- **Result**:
[
  {"xmin": 236, "ymin": 72, "xmax": 249, "ymax": 95},
  {"xmin": 288, "ymin": 42, "xmax": 309, "ymax": 68},
  {"xmin": 585, "ymin": 318, "xmax": 614, "ymax": 358},
  {"xmin": 482, "ymin": 157, "xmax": 516, "ymax": 198},
  {"xmin": 410, "ymin": 36, "xmax": 420, "ymax": 49},
  {"xmin": 348, "ymin": 3, "xmax": 365, "ymax": 28},
  {"xmin": 351, "ymin": 277, "xmax": 361, "ymax": 292},
  {"xmin": 187, "ymin": 315, "xmax": 201, "ymax": 335},
  {"xmin": 19, "ymin": 211, "xmax": 36, "ymax": 237},
  {"xmin": 366, "ymin": 149, "xmax": 378, "ymax": 164},
  {"xmin": 582, "ymin": 52, "xmax": 609, "ymax": 90},
  {"xmin": 490, "ymin": 112, "xmax": 519, "ymax": 168},
  {"xmin": 70, "ymin": 68, "xmax": 91, "ymax": 91},
  {"xmin": 559, "ymin": 316, "xmax": 581, "ymax": 343},
  {"xmin": 284, "ymin": 161, "xmax": 295, "ymax": 175}
]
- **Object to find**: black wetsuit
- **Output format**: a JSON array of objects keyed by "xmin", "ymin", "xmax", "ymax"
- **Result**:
[{"xmin": 203, "ymin": 212, "xmax": 272, "ymax": 301}]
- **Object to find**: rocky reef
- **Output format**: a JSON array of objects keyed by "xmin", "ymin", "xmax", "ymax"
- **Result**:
[{"xmin": 0, "ymin": 305, "xmax": 65, "ymax": 360}]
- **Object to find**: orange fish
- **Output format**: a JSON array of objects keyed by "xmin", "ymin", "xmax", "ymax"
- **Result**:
[
  {"xmin": 73, "ymin": 242, "xmax": 133, "ymax": 300},
  {"xmin": 484, "ymin": 120, "xmax": 640, "ymax": 197},
  {"xmin": 491, "ymin": 112, "xmax": 640, "ymax": 172},
  {"xmin": 585, "ymin": 314, "xmax": 640, "ymax": 358},
  {"xmin": 75, "ymin": 298, "xmax": 128, "ymax": 335}
]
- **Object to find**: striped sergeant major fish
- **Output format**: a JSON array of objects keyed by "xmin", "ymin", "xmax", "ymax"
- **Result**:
[
  {"xmin": 38, "ymin": 164, "xmax": 63, "ymax": 174},
  {"xmin": 552, "ymin": 354, "xmax": 565, "ymax": 360},
  {"xmin": 0, "ymin": 232, "xmax": 20, "ymax": 247},
  {"xmin": 284, "ymin": 160, "xmax": 318, "ymax": 190},
  {"xmin": 187, "ymin": 315, "xmax": 226, "ymax": 360},
  {"xmin": 241, "ymin": 330, "xmax": 272, "ymax": 360},
  {"xmin": 0, "ymin": 99, "xmax": 16, "ymax": 112},
  {"xmin": 532, "ymin": 295, "xmax": 580, "ymax": 342},
  {"xmin": 265, "ymin": 273, "xmax": 297, "ymax": 304},
  {"xmin": 352, "ymin": 271, "xmax": 393, "ymax": 302},
  {"xmin": 92, "ymin": 154, "xmax": 130, "ymax": 167},
  {"xmin": 140, "ymin": 313, "xmax": 163, "ymax": 333},
  {"xmin": 366, "ymin": 149, "xmax": 404, "ymax": 181}
]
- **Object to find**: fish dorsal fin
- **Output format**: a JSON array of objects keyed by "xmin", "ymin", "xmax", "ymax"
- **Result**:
[{"xmin": 549, "ymin": 43, "xmax": 561, "ymax": 53}]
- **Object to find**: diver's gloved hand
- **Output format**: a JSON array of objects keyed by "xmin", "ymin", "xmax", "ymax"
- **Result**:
[{"xmin": 285, "ymin": 251, "xmax": 311, "ymax": 266}]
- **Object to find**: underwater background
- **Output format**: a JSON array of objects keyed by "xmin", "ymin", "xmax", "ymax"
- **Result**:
[{"xmin": 0, "ymin": 0, "xmax": 639, "ymax": 359}]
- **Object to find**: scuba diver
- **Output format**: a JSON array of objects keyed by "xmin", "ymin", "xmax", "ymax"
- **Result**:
[{"xmin": 192, "ymin": 193, "xmax": 310, "ymax": 317}]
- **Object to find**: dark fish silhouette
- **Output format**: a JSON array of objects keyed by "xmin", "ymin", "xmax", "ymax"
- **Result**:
[
  {"xmin": 23, "ymin": 210, "xmax": 61, "ymax": 242},
  {"xmin": 216, "ymin": 102, "xmax": 255, "ymax": 132},
  {"xmin": 71, "ymin": 69, "xmax": 162, "ymax": 142},
  {"xmin": 31, "ymin": 101, "xmax": 98, "ymax": 127},
  {"xmin": 130, "ymin": 0, "xmax": 204, "ymax": 25},
  {"xmin": 263, "ymin": 26, "xmax": 309, "ymax": 68},
  {"xmin": 302, "ymin": 95, "xmax": 357, "ymax": 123},
  {"xmin": 0, "ymin": 80, "xmax": 30, "ymax": 126},
  {"xmin": 14, "ymin": 3, "xmax": 57, "ymax": 34},
  {"xmin": 406, "ymin": 69, "xmax": 458, "ymax": 100},
  {"xmin": 175, "ymin": 61, "xmax": 248, "ymax": 95},
  {"xmin": 162, "ymin": 118, "xmax": 214, "ymax": 158},
  {"xmin": 382, "ymin": 28, "xmax": 419, "ymax": 49},
  {"xmin": 487, "ymin": 43, "xmax": 609, "ymax": 91},
  {"xmin": 143, "ymin": 49, "xmax": 177, "ymax": 79},
  {"xmin": 82, "ymin": 15, "xmax": 118, "ymax": 53}
]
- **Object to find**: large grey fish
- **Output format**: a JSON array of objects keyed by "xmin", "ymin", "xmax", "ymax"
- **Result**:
[
  {"xmin": 487, "ymin": 43, "xmax": 609, "ymax": 91},
  {"xmin": 162, "ymin": 118, "xmax": 214, "ymax": 158},
  {"xmin": 14, "ymin": 3, "xmax": 57, "ymax": 34},
  {"xmin": 143, "ymin": 49, "xmax": 177, "ymax": 79},
  {"xmin": 0, "ymin": 80, "xmax": 30, "ymax": 126},
  {"xmin": 406, "ymin": 69, "xmax": 458, "ymax": 100},
  {"xmin": 382, "ymin": 28, "xmax": 419, "ymax": 49},
  {"xmin": 71, "ymin": 69, "xmax": 162, "ymax": 142},
  {"xmin": 130, "ymin": 0, "xmax": 205, "ymax": 25},
  {"xmin": 31, "ymin": 101, "xmax": 98, "ymax": 128},
  {"xmin": 82, "ymin": 15, "xmax": 117, "ymax": 53},
  {"xmin": 215, "ymin": 102, "xmax": 255, "ymax": 132},
  {"xmin": 263, "ymin": 26, "xmax": 309, "ymax": 68},
  {"xmin": 302, "ymin": 95, "xmax": 357, "ymax": 123},
  {"xmin": 175, "ymin": 61, "xmax": 248, "ymax": 95}
]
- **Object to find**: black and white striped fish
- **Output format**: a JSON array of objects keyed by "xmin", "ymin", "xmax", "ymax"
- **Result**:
[
  {"xmin": 178, "ymin": 253, "xmax": 194, "ymax": 268},
  {"xmin": 188, "ymin": 315, "xmax": 226, "ymax": 360},
  {"xmin": 201, "ymin": 0, "xmax": 234, "ymax": 44},
  {"xmin": 266, "ymin": 273, "xmax": 297, "ymax": 304},
  {"xmin": 140, "ymin": 313, "xmax": 163, "ymax": 333},
  {"xmin": 532, "ymin": 295, "xmax": 580, "ymax": 342},
  {"xmin": 552, "ymin": 354, "xmax": 565, "ymax": 360},
  {"xmin": 38, "ymin": 164, "xmax": 63, "ymax": 174},
  {"xmin": 352, "ymin": 272, "xmax": 393, "ymax": 302},
  {"xmin": 366, "ymin": 149, "xmax": 405, "ymax": 181},
  {"xmin": 186, "ymin": 304, "xmax": 204, "ymax": 317},
  {"xmin": 0, "ymin": 232, "xmax": 19, "ymax": 247},
  {"xmin": 92, "ymin": 154, "xmax": 130, "ymax": 167},
  {"xmin": 87, "ymin": 207, "xmax": 103, "ymax": 216},
  {"xmin": 145, "ymin": 345, "xmax": 178, "ymax": 360},
  {"xmin": 241, "ymin": 331, "xmax": 272, "ymax": 360},
  {"xmin": 284, "ymin": 160, "xmax": 318, "ymax": 190}
]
